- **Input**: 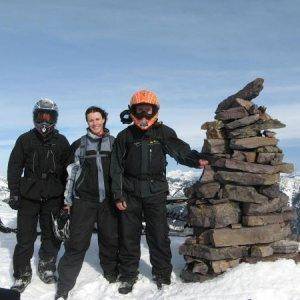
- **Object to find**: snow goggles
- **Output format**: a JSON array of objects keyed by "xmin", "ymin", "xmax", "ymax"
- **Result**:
[
  {"xmin": 131, "ymin": 104, "xmax": 158, "ymax": 120},
  {"xmin": 34, "ymin": 110, "xmax": 57, "ymax": 124}
]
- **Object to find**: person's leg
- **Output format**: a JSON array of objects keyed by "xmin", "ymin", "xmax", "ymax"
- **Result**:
[
  {"xmin": 38, "ymin": 197, "xmax": 62, "ymax": 281},
  {"xmin": 57, "ymin": 200, "xmax": 96, "ymax": 295},
  {"xmin": 13, "ymin": 198, "xmax": 39, "ymax": 279},
  {"xmin": 97, "ymin": 201, "xmax": 119, "ymax": 282},
  {"xmin": 143, "ymin": 194, "xmax": 172, "ymax": 281},
  {"xmin": 118, "ymin": 194, "xmax": 143, "ymax": 282}
]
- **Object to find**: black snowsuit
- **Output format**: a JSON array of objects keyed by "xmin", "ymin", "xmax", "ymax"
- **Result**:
[
  {"xmin": 110, "ymin": 122, "xmax": 208, "ymax": 281},
  {"xmin": 57, "ymin": 130, "xmax": 119, "ymax": 295},
  {"xmin": 7, "ymin": 129, "xmax": 70, "ymax": 278}
]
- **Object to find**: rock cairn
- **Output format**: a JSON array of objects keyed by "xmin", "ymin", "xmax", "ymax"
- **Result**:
[{"xmin": 179, "ymin": 78, "xmax": 298, "ymax": 282}]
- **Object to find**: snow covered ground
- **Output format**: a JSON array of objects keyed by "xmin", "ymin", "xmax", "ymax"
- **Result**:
[
  {"xmin": 1, "ymin": 172, "xmax": 300, "ymax": 300},
  {"xmin": 1, "ymin": 203, "xmax": 300, "ymax": 299}
]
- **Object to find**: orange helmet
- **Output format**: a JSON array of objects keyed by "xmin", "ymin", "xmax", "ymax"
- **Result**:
[{"xmin": 130, "ymin": 90, "xmax": 160, "ymax": 130}]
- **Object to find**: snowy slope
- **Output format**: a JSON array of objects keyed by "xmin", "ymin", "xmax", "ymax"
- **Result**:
[{"xmin": 1, "ymin": 174, "xmax": 300, "ymax": 299}]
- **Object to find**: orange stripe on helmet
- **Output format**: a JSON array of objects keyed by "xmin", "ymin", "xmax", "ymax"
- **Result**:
[{"xmin": 130, "ymin": 90, "xmax": 160, "ymax": 108}]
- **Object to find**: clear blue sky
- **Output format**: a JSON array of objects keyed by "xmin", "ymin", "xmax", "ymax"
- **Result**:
[{"xmin": 0, "ymin": 0, "xmax": 299, "ymax": 175}]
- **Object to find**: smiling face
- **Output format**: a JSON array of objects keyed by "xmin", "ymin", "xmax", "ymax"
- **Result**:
[{"xmin": 86, "ymin": 112, "xmax": 105, "ymax": 136}]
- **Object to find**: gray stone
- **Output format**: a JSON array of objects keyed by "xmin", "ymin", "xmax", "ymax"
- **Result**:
[
  {"xmin": 210, "ymin": 224, "xmax": 288, "ymax": 247},
  {"xmin": 216, "ymin": 171, "xmax": 280, "ymax": 186},
  {"xmin": 242, "ymin": 213, "xmax": 284, "ymax": 226},
  {"xmin": 225, "ymin": 114, "xmax": 260, "ymax": 130},
  {"xmin": 215, "ymin": 78, "xmax": 264, "ymax": 113},
  {"xmin": 201, "ymin": 120, "xmax": 224, "ymax": 130},
  {"xmin": 179, "ymin": 243, "xmax": 248, "ymax": 260},
  {"xmin": 215, "ymin": 106, "xmax": 249, "ymax": 121},
  {"xmin": 270, "ymin": 153, "xmax": 284, "ymax": 165},
  {"xmin": 272, "ymin": 240, "xmax": 299, "ymax": 254},
  {"xmin": 230, "ymin": 137, "xmax": 278, "ymax": 150},
  {"xmin": 251, "ymin": 245, "xmax": 274, "ymax": 258},
  {"xmin": 202, "ymin": 139, "xmax": 227, "ymax": 154},
  {"xmin": 192, "ymin": 261, "xmax": 209, "ymax": 275},
  {"xmin": 256, "ymin": 153, "xmax": 276, "ymax": 164},
  {"xmin": 200, "ymin": 166, "xmax": 215, "ymax": 183},
  {"xmin": 195, "ymin": 182, "xmax": 221, "ymax": 199},
  {"xmin": 242, "ymin": 193, "xmax": 289, "ymax": 215},
  {"xmin": 224, "ymin": 184, "xmax": 268, "ymax": 204},
  {"xmin": 188, "ymin": 202, "xmax": 240, "ymax": 228},
  {"xmin": 210, "ymin": 259, "xmax": 240, "ymax": 274},
  {"xmin": 256, "ymin": 146, "xmax": 282, "ymax": 153},
  {"xmin": 259, "ymin": 184, "xmax": 280, "ymax": 198}
]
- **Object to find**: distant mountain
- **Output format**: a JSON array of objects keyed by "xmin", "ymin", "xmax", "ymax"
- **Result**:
[{"xmin": 0, "ymin": 177, "xmax": 9, "ymax": 202}]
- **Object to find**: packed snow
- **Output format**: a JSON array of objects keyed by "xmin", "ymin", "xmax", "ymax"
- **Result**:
[{"xmin": 1, "ymin": 172, "xmax": 300, "ymax": 299}]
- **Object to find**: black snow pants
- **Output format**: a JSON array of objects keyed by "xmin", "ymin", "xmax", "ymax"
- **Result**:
[
  {"xmin": 13, "ymin": 197, "xmax": 62, "ymax": 278},
  {"xmin": 57, "ymin": 198, "xmax": 119, "ymax": 294},
  {"xmin": 118, "ymin": 193, "xmax": 172, "ymax": 281}
]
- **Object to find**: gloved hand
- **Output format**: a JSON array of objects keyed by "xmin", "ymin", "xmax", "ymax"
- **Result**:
[
  {"xmin": 116, "ymin": 197, "xmax": 127, "ymax": 211},
  {"xmin": 9, "ymin": 193, "xmax": 20, "ymax": 210}
]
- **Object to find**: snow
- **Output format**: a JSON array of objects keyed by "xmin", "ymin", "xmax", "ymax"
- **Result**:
[{"xmin": 1, "ymin": 174, "xmax": 300, "ymax": 299}]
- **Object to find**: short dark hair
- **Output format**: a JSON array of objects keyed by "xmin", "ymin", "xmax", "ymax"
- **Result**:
[{"xmin": 85, "ymin": 106, "xmax": 108, "ymax": 128}]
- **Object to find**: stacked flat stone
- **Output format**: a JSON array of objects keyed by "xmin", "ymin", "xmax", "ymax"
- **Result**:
[{"xmin": 179, "ymin": 78, "xmax": 298, "ymax": 283}]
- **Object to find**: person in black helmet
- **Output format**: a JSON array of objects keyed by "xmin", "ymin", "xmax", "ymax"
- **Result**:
[
  {"xmin": 110, "ymin": 90, "xmax": 210, "ymax": 294},
  {"xmin": 55, "ymin": 106, "xmax": 119, "ymax": 300},
  {"xmin": 7, "ymin": 99, "xmax": 70, "ymax": 293}
]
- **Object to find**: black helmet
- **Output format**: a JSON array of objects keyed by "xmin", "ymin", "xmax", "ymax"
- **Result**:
[
  {"xmin": 51, "ymin": 209, "xmax": 70, "ymax": 242},
  {"xmin": 33, "ymin": 98, "xmax": 58, "ymax": 136}
]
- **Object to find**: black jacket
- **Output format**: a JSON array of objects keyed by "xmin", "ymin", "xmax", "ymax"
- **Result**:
[
  {"xmin": 110, "ymin": 122, "xmax": 209, "ymax": 199},
  {"xmin": 7, "ymin": 129, "xmax": 70, "ymax": 201}
]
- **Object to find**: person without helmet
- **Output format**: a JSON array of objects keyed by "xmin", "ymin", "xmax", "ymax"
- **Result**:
[
  {"xmin": 7, "ymin": 99, "xmax": 70, "ymax": 293},
  {"xmin": 56, "ymin": 106, "xmax": 119, "ymax": 300},
  {"xmin": 110, "ymin": 90, "xmax": 210, "ymax": 294}
]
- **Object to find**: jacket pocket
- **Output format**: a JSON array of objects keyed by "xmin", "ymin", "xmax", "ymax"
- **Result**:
[
  {"xmin": 149, "ymin": 180, "xmax": 169, "ymax": 194},
  {"xmin": 122, "ymin": 176, "xmax": 135, "ymax": 192},
  {"xmin": 20, "ymin": 177, "xmax": 41, "ymax": 200}
]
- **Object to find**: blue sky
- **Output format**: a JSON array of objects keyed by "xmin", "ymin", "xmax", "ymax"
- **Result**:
[{"xmin": 0, "ymin": 0, "xmax": 300, "ymax": 175}]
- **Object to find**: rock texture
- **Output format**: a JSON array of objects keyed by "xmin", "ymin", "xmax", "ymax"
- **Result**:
[{"xmin": 180, "ymin": 78, "xmax": 298, "ymax": 283}]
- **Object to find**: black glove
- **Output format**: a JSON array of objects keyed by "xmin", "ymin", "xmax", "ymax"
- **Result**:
[{"xmin": 8, "ymin": 193, "xmax": 20, "ymax": 210}]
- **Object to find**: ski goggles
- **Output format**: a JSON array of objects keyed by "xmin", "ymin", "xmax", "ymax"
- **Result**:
[
  {"xmin": 34, "ymin": 110, "xmax": 57, "ymax": 124},
  {"xmin": 131, "ymin": 104, "xmax": 158, "ymax": 120}
]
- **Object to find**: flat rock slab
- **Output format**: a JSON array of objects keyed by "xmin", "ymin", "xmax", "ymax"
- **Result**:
[
  {"xmin": 259, "ymin": 184, "xmax": 280, "ymax": 198},
  {"xmin": 243, "ymin": 192, "xmax": 289, "ymax": 215},
  {"xmin": 210, "ymin": 259, "xmax": 240, "ymax": 274},
  {"xmin": 230, "ymin": 137, "xmax": 278, "ymax": 150},
  {"xmin": 195, "ymin": 182, "xmax": 221, "ymax": 199},
  {"xmin": 243, "ymin": 252, "xmax": 300, "ymax": 264},
  {"xmin": 232, "ymin": 150, "xmax": 256, "ymax": 162},
  {"xmin": 272, "ymin": 240, "xmax": 299, "ymax": 254},
  {"xmin": 179, "ymin": 243, "xmax": 248, "ymax": 260},
  {"xmin": 215, "ymin": 106, "xmax": 249, "ymax": 121},
  {"xmin": 200, "ymin": 166, "xmax": 215, "ymax": 183},
  {"xmin": 228, "ymin": 119, "xmax": 285, "ymax": 138},
  {"xmin": 225, "ymin": 114, "xmax": 260, "ymax": 130},
  {"xmin": 256, "ymin": 145, "xmax": 282, "ymax": 153},
  {"xmin": 215, "ymin": 78, "xmax": 264, "ymax": 113},
  {"xmin": 201, "ymin": 120, "xmax": 224, "ymax": 130},
  {"xmin": 210, "ymin": 224, "xmax": 288, "ymax": 247},
  {"xmin": 188, "ymin": 202, "xmax": 240, "ymax": 228},
  {"xmin": 251, "ymin": 245, "xmax": 274, "ymax": 258},
  {"xmin": 224, "ymin": 184, "xmax": 268, "ymax": 204},
  {"xmin": 215, "ymin": 158, "xmax": 293, "ymax": 174},
  {"xmin": 180, "ymin": 269, "xmax": 216, "ymax": 283},
  {"xmin": 202, "ymin": 139, "xmax": 227, "ymax": 154},
  {"xmin": 242, "ymin": 213, "xmax": 284, "ymax": 226},
  {"xmin": 216, "ymin": 171, "xmax": 279, "ymax": 186}
]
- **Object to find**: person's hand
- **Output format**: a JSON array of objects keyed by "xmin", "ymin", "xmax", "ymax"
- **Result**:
[
  {"xmin": 63, "ymin": 204, "xmax": 71, "ymax": 214},
  {"xmin": 199, "ymin": 159, "xmax": 209, "ymax": 168},
  {"xmin": 9, "ymin": 193, "xmax": 19, "ymax": 210},
  {"xmin": 116, "ymin": 197, "xmax": 127, "ymax": 211}
]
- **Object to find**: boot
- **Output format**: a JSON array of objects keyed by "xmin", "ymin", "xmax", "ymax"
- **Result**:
[
  {"xmin": 54, "ymin": 291, "xmax": 68, "ymax": 300},
  {"xmin": 104, "ymin": 272, "xmax": 118, "ymax": 284},
  {"xmin": 11, "ymin": 273, "xmax": 32, "ymax": 293},
  {"xmin": 38, "ymin": 258, "xmax": 57, "ymax": 284},
  {"xmin": 153, "ymin": 274, "xmax": 171, "ymax": 290},
  {"xmin": 118, "ymin": 278, "xmax": 136, "ymax": 294}
]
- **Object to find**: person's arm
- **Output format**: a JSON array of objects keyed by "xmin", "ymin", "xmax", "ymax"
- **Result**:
[
  {"xmin": 63, "ymin": 140, "xmax": 81, "ymax": 209},
  {"xmin": 110, "ymin": 131, "xmax": 127, "ymax": 210},
  {"xmin": 161, "ymin": 125, "xmax": 211, "ymax": 168},
  {"xmin": 7, "ymin": 136, "xmax": 25, "ymax": 196}
]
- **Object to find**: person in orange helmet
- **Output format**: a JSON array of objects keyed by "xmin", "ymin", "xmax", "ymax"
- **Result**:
[{"xmin": 111, "ymin": 90, "xmax": 210, "ymax": 294}]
